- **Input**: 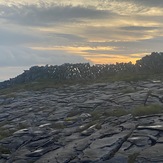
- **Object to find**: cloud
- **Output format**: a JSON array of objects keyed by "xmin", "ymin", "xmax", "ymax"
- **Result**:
[
  {"xmin": 0, "ymin": 4, "xmax": 111, "ymax": 26},
  {"xmin": 0, "ymin": 0, "xmax": 162, "ymax": 70},
  {"xmin": 53, "ymin": 33, "xmax": 86, "ymax": 42},
  {"xmin": 134, "ymin": 0, "xmax": 163, "ymax": 7},
  {"xmin": 0, "ymin": 25, "xmax": 87, "ymax": 47},
  {"xmin": 0, "ymin": 26, "xmax": 43, "ymax": 46},
  {"xmin": 86, "ymin": 35, "xmax": 163, "ymax": 56},
  {"xmin": 83, "ymin": 25, "xmax": 156, "ymax": 42},
  {"xmin": 121, "ymin": 26, "xmax": 160, "ymax": 31},
  {"xmin": 0, "ymin": 46, "xmax": 90, "ymax": 67}
]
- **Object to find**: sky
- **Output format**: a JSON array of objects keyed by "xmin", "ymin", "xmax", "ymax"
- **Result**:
[{"xmin": 0, "ymin": 0, "xmax": 163, "ymax": 81}]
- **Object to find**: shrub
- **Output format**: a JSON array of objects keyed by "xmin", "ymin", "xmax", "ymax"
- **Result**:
[
  {"xmin": 128, "ymin": 152, "xmax": 140, "ymax": 163},
  {"xmin": 104, "ymin": 108, "xmax": 129, "ymax": 117},
  {"xmin": 132, "ymin": 104, "xmax": 163, "ymax": 116},
  {"xmin": 0, "ymin": 146, "xmax": 10, "ymax": 154},
  {"xmin": 121, "ymin": 88, "xmax": 137, "ymax": 94},
  {"xmin": 0, "ymin": 128, "xmax": 13, "ymax": 140}
]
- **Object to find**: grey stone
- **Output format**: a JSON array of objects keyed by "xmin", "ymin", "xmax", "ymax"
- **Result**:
[
  {"xmin": 128, "ymin": 136, "xmax": 151, "ymax": 147},
  {"xmin": 0, "ymin": 113, "xmax": 9, "ymax": 119},
  {"xmin": 136, "ymin": 144, "xmax": 163, "ymax": 162},
  {"xmin": 138, "ymin": 124, "xmax": 163, "ymax": 131},
  {"xmin": 104, "ymin": 154, "xmax": 128, "ymax": 163},
  {"xmin": 0, "ymin": 81, "xmax": 163, "ymax": 163},
  {"xmin": 157, "ymin": 137, "xmax": 163, "ymax": 143},
  {"xmin": 81, "ymin": 128, "xmax": 94, "ymax": 136},
  {"xmin": 13, "ymin": 129, "xmax": 29, "ymax": 136}
]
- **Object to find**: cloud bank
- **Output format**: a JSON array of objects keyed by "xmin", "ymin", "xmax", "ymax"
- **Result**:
[{"xmin": 0, "ymin": 0, "xmax": 163, "ymax": 81}]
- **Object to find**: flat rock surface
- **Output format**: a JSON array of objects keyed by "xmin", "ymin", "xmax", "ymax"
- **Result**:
[{"xmin": 0, "ymin": 80, "xmax": 163, "ymax": 162}]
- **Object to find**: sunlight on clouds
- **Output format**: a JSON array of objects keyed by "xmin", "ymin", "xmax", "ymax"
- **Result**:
[
  {"xmin": 83, "ymin": 16, "xmax": 161, "ymax": 30},
  {"xmin": 0, "ymin": 0, "xmax": 163, "ymax": 67},
  {"xmin": 96, "ymin": 0, "xmax": 144, "ymax": 15},
  {"xmin": 1, "ymin": 0, "xmax": 163, "ymax": 17},
  {"xmin": 85, "ymin": 56, "xmax": 140, "ymax": 65},
  {"xmin": 130, "ymin": 53, "xmax": 148, "ymax": 58},
  {"xmin": 31, "ymin": 46, "xmax": 116, "ymax": 55},
  {"xmin": 38, "ymin": 18, "xmax": 161, "ymax": 43},
  {"xmin": 96, "ymin": 1, "xmax": 163, "ymax": 16},
  {"xmin": 83, "ymin": 52, "xmax": 148, "ymax": 64},
  {"xmin": 139, "ymin": 7, "xmax": 163, "ymax": 16},
  {"xmin": 0, "ymin": 0, "xmax": 97, "ymax": 7},
  {"xmin": 30, "ymin": 46, "xmax": 147, "ymax": 64}
]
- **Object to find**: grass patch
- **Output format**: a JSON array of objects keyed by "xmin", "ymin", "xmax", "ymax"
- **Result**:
[
  {"xmin": 128, "ymin": 152, "xmax": 140, "ymax": 163},
  {"xmin": 104, "ymin": 108, "xmax": 130, "ymax": 117},
  {"xmin": 120, "ymin": 88, "xmax": 137, "ymax": 94},
  {"xmin": 0, "ymin": 81, "xmax": 60, "ymax": 95},
  {"xmin": 91, "ymin": 110, "xmax": 104, "ymax": 120},
  {"xmin": 17, "ymin": 123, "xmax": 29, "ymax": 130},
  {"xmin": 3, "ymin": 92, "xmax": 18, "ymax": 98},
  {"xmin": 132, "ymin": 104, "xmax": 163, "ymax": 116},
  {"xmin": 0, "ymin": 122, "xmax": 17, "ymax": 140},
  {"xmin": 90, "ymin": 104, "xmax": 163, "ymax": 120},
  {"xmin": 0, "ymin": 128, "xmax": 14, "ymax": 140},
  {"xmin": 0, "ymin": 146, "xmax": 11, "ymax": 154},
  {"xmin": 1, "ymin": 72, "xmax": 163, "ymax": 94},
  {"xmin": 0, "ymin": 79, "xmax": 84, "ymax": 94},
  {"xmin": 50, "ymin": 122, "xmax": 65, "ymax": 130},
  {"xmin": 67, "ymin": 109, "xmax": 82, "ymax": 118}
]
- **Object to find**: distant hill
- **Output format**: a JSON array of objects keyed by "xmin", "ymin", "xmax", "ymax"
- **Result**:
[{"xmin": 1, "ymin": 52, "xmax": 163, "ymax": 89}]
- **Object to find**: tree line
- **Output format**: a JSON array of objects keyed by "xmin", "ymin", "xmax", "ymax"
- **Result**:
[{"xmin": 1, "ymin": 52, "xmax": 163, "ymax": 88}]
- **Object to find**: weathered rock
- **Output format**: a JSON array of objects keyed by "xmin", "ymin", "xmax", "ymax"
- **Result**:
[
  {"xmin": 138, "ymin": 124, "xmax": 163, "ymax": 131},
  {"xmin": 0, "ymin": 80, "xmax": 163, "ymax": 163},
  {"xmin": 136, "ymin": 144, "xmax": 163, "ymax": 162},
  {"xmin": 105, "ymin": 153, "xmax": 128, "ymax": 163},
  {"xmin": 128, "ymin": 136, "xmax": 151, "ymax": 147},
  {"xmin": 81, "ymin": 128, "xmax": 94, "ymax": 136}
]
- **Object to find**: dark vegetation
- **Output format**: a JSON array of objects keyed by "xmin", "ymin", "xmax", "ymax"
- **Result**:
[{"xmin": 1, "ymin": 52, "xmax": 163, "ymax": 90}]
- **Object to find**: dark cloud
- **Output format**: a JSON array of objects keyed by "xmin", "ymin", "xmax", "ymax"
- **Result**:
[
  {"xmin": 134, "ymin": 0, "xmax": 163, "ymax": 7},
  {"xmin": 103, "ymin": 0, "xmax": 163, "ymax": 8},
  {"xmin": 83, "ymin": 26, "xmax": 153, "ymax": 41},
  {"xmin": 87, "ymin": 35, "xmax": 163, "ymax": 54},
  {"xmin": 121, "ymin": 26, "xmax": 160, "ymax": 31},
  {"xmin": 0, "ymin": 4, "xmax": 112, "ymax": 26},
  {"xmin": 48, "ymin": 33, "xmax": 86, "ymax": 42},
  {"xmin": 0, "ymin": 26, "xmax": 86, "ymax": 46}
]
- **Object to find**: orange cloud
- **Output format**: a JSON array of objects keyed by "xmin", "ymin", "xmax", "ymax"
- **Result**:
[
  {"xmin": 31, "ymin": 46, "xmax": 148, "ymax": 64},
  {"xmin": 85, "ymin": 56, "xmax": 140, "ymax": 64}
]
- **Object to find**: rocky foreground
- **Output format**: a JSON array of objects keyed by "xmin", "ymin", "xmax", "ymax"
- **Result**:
[{"xmin": 0, "ymin": 80, "xmax": 163, "ymax": 163}]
